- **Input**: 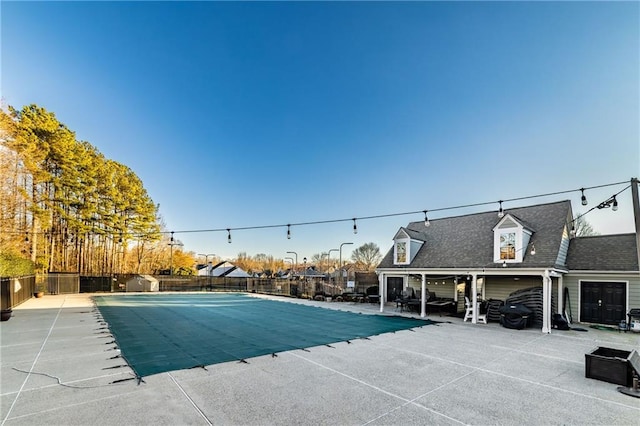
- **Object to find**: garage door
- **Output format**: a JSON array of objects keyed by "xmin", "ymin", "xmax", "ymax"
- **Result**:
[{"xmin": 580, "ymin": 281, "xmax": 626, "ymax": 325}]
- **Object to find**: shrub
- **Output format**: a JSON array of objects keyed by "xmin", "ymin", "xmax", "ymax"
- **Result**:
[{"xmin": 0, "ymin": 251, "xmax": 35, "ymax": 277}]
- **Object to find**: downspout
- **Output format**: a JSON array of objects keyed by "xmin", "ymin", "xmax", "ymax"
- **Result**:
[
  {"xmin": 542, "ymin": 270, "xmax": 551, "ymax": 334},
  {"xmin": 631, "ymin": 177, "xmax": 640, "ymax": 272},
  {"xmin": 378, "ymin": 272, "xmax": 385, "ymax": 313},
  {"xmin": 557, "ymin": 274, "xmax": 564, "ymax": 315},
  {"xmin": 421, "ymin": 274, "xmax": 426, "ymax": 318},
  {"xmin": 471, "ymin": 273, "xmax": 478, "ymax": 324}
]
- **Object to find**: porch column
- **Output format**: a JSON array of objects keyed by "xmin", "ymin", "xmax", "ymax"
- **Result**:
[
  {"xmin": 557, "ymin": 275, "xmax": 564, "ymax": 315},
  {"xmin": 542, "ymin": 270, "xmax": 551, "ymax": 334},
  {"xmin": 379, "ymin": 273, "xmax": 385, "ymax": 313},
  {"xmin": 420, "ymin": 274, "xmax": 426, "ymax": 318},
  {"xmin": 471, "ymin": 273, "xmax": 478, "ymax": 324}
]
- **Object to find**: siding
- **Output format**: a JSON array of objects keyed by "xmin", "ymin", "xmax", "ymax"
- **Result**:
[
  {"xmin": 484, "ymin": 276, "xmax": 543, "ymax": 302},
  {"xmin": 555, "ymin": 231, "xmax": 570, "ymax": 267},
  {"xmin": 484, "ymin": 276, "xmax": 557, "ymax": 315}
]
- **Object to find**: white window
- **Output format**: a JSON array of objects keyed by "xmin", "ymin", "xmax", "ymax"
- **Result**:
[
  {"xmin": 395, "ymin": 241, "xmax": 407, "ymax": 264},
  {"xmin": 500, "ymin": 232, "xmax": 516, "ymax": 260},
  {"xmin": 493, "ymin": 215, "xmax": 532, "ymax": 264}
]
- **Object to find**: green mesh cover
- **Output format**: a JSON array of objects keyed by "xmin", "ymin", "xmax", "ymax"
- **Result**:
[{"xmin": 95, "ymin": 293, "xmax": 434, "ymax": 377}]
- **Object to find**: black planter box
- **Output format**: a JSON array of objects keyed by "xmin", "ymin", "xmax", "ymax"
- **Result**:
[{"xmin": 585, "ymin": 347, "xmax": 633, "ymax": 386}]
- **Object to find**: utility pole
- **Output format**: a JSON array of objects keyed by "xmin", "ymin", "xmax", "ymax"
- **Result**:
[{"xmin": 168, "ymin": 241, "xmax": 183, "ymax": 276}]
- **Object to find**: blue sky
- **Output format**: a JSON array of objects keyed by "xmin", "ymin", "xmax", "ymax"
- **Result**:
[{"xmin": 2, "ymin": 1, "xmax": 638, "ymax": 262}]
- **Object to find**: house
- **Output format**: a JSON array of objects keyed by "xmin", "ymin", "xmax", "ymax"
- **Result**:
[
  {"xmin": 295, "ymin": 266, "xmax": 327, "ymax": 280},
  {"xmin": 375, "ymin": 200, "xmax": 640, "ymax": 333},
  {"xmin": 197, "ymin": 261, "xmax": 251, "ymax": 278}
]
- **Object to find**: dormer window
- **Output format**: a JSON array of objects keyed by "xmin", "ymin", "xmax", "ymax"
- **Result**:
[
  {"xmin": 500, "ymin": 232, "xmax": 516, "ymax": 260},
  {"xmin": 396, "ymin": 241, "xmax": 407, "ymax": 263},
  {"xmin": 392, "ymin": 227, "xmax": 424, "ymax": 265},
  {"xmin": 493, "ymin": 215, "xmax": 533, "ymax": 264}
]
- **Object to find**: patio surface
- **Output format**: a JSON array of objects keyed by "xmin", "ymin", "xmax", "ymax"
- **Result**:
[{"xmin": 1, "ymin": 292, "xmax": 639, "ymax": 425}]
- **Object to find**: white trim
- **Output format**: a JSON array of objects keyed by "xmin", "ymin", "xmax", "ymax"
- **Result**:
[{"xmin": 377, "ymin": 267, "xmax": 562, "ymax": 276}]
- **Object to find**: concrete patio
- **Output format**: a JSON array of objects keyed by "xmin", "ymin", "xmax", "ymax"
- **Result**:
[{"xmin": 1, "ymin": 293, "xmax": 639, "ymax": 425}]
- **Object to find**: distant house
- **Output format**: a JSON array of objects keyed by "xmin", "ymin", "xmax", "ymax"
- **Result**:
[
  {"xmin": 295, "ymin": 266, "xmax": 327, "ymax": 280},
  {"xmin": 197, "ymin": 261, "xmax": 251, "ymax": 278},
  {"xmin": 376, "ymin": 200, "xmax": 639, "ymax": 333}
]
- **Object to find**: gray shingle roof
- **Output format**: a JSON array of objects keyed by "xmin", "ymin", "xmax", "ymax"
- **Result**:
[
  {"xmin": 377, "ymin": 200, "xmax": 572, "ymax": 270},
  {"xmin": 566, "ymin": 234, "xmax": 639, "ymax": 271}
]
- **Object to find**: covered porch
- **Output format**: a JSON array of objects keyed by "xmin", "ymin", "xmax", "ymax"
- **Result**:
[{"xmin": 375, "ymin": 268, "xmax": 567, "ymax": 333}]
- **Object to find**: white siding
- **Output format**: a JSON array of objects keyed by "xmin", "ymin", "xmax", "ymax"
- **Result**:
[{"xmin": 555, "ymin": 229, "xmax": 570, "ymax": 267}]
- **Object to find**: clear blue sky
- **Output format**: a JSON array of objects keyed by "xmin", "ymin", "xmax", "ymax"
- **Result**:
[{"xmin": 2, "ymin": 1, "xmax": 638, "ymax": 262}]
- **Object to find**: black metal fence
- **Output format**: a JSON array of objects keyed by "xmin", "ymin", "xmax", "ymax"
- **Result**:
[
  {"xmin": 47, "ymin": 273, "xmax": 80, "ymax": 294},
  {"xmin": 158, "ymin": 276, "xmax": 248, "ymax": 292},
  {"xmin": 1, "ymin": 274, "xmax": 367, "ymax": 308},
  {"xmin": 80, "ymin": 276, "xmax": 114, "ymax": 293},
  {"xmin": 1, "ymin": 275, "xmax": 36, "ymax": 310}
]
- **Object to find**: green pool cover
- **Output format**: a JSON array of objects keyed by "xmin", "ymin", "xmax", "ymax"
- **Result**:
[{"xmin": 94, "ymin": 293, "xmax": 434, "ymax": 377}]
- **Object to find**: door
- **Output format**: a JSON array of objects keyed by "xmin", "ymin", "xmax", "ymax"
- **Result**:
[
  {"xmin": 387, "ymin": 277, "xmax": 404, "ymax": 301},
  {"xmin": 580, "ymin": 281, "xmax": 626, "ymax": 325}
]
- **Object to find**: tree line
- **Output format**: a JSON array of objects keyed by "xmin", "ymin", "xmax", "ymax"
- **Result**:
[
  {"xmin": 1, "ymin": 104, "xmax": 384, "ymax": 278},
  {"xmin": 0, "ymin": 104, "xmax": 175, "ymax": 276}
]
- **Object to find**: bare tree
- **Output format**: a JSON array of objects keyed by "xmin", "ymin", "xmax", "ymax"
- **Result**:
[
  {"xmin": 351, "ymin": 242, "xmax": 382, "ymax": 271},
  {"xmin": 573, "ymin": 213, "xmax": 599, "ymax": 237}
]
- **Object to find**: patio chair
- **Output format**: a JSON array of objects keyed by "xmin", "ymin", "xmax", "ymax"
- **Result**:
[{"xmin": 464, "ymin": 296, "xmax": 487, "ymax": 323}]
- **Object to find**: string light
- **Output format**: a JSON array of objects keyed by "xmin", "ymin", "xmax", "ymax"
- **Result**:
[
  {"xmin": 530, "ymin": 244, "xmax": 536, "ymax": 256},
  {"xmin": 227, "ymin": 229, "xmax": 231, "ymax": 243},
  {"xmin": 352, "ymin": 218, "xmax": 358, "ymax": 234},
  {"xmin": 2, "ymin": 179, "xmax": 632, "ymax": 241},
  {"xmin": 596, "ymin": 194, "xmax": 621, "ymax": 211},
  {"xmin": 423, "ymin": 210, "xmax": 430, "ymax": 227},
  {"xmin": 170, "ymin": 231, "xmax": 174, "ymax": 242},
  {"xmin": 497, "ymin": 200, "xmax": 504, "ymax": 218},
  {"xmin": 25, "ymin": 232, "xmax": 29, "ymax": 242},
  {"xmin": 287, "ymin": 224, "xmax": 291, "ymax": 239},
  {"xmin": 580, "ymin": 188, "xmax": 587, "ymax": 206}
]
